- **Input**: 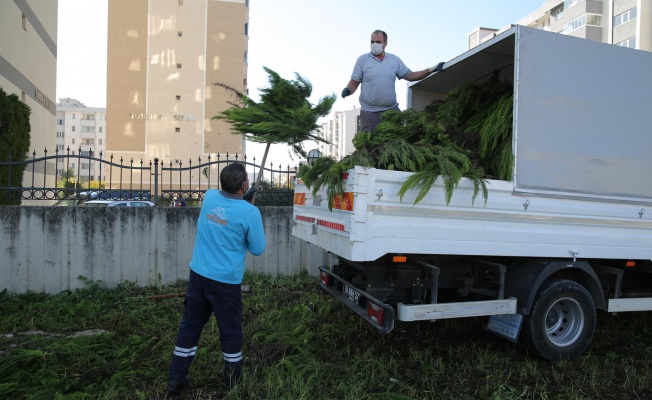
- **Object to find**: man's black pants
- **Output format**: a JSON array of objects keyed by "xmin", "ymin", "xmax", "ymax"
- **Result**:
[{"xmin": 169, "ymin": 269, "xmax": 243, "ymax": 387}]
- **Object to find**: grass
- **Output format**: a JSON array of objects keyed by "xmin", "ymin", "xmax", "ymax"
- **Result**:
[{"xmin": 2, "ymin": 273, "xmax": 652, "ymax": 399}]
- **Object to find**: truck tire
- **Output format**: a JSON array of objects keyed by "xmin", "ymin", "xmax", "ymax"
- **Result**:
[{"xmin": 524, "ymin": 279, "xmax": 596, "ymax": 360}]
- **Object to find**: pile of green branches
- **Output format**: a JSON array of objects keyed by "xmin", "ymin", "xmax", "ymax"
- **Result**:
[{"xmin": 298, "ymin": 74, "xmax": 514, "ymax": 209}]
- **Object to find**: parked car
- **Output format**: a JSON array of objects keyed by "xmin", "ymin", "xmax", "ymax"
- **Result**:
[
  {"xmin": 74, "ymin": 190, "xmax": 151, "ymax": 201},
  {"xmin": 79, "ymin": 200, "xmax": 155, "ymax": 207}
]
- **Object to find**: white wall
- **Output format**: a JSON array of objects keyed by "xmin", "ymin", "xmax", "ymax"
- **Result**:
[{"xmin": 0, "ymin": 206, "xmax": 334, "ymax": 294}]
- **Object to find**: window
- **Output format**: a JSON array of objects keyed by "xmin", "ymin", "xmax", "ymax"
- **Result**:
[
  {"xmin": 244, "ymin": 50, "xmax": 248, "ymax": 64},
  {"xmin": 177, "ymin": 31, "xmax": 183, "ymax": 37},
  {"xmin": 553, "ymin": 6, "xmax": 564, "ymax": 21},
  {"xmin": 56, "ymin": 132, "xmax": 64, "ymax": 138},
  {"xmin": 22, "ymin": 13, "xmax": 27, "ymax": 30},
  {"xmin": 57, "ymin": 119, "xmax": 63, "ymax": 125},
  {"xmin": 587, "ymin": 14, "xmax": 602, "ymax": 27},
  {"xmin": 72, "ymin": 126, "xmax": 76, "ymax": 132},
  {"xmin": 57, "ymin": 144, "xmax": 64, "ymax": 150},
  {"xmin": 176, "ymin": 63, "xmax": 182, "ymax": 69},
  {"xmin": 178, "ymin": 0, "xmax": 183, "ymax": 4},
  {"xmin": 72, "ymin": 114, "xmax": 76, "ymax": 119},
  {"xmin": 72, "ymin": 138, "xmax": 75, "ymax": 144},
  {"xmin": 81, "ymin": 163, "xmax": 91, "ymax": 170},
  {"xmin": 563, "ymin": 0, "xmax": 583, "ymax": 9},
  {"xmin": 82, "ymin": 114, "xmax": 95, "ymax": 120},
  {"xmin": 617, "ymin": 37, "xmax": 637, "ymax": 48},
  {"xmin": 99, "ymin": 127, "xmax": 103, "ymax": 133},
  {"xmin": 82, "ymin": 126, "xmax": 95, "ymax": 133},
  {"xmin": 176, "ymin": 95, "xmax": 181, "ymax": 100},
  {"xmin": 82, "ymin": 139, "xmax": 95, "ymax": 145},
  {"xmin": 245, "ymin": 23, "xmax": 248, "ymax": 36},
  {"xmin": 175, "ymin": 127, "xmax": 181, "ymax": 132},
  {"xmin": 99, "ymin": 139, "xmax": 103, "ymax": 145},
  {"xmin": 80, "ymin": 151, "xmax": 92, "ymax": 157},
  {"xmin": 614, "ymin": 7, "xmax": 637, "ymax": 28}
]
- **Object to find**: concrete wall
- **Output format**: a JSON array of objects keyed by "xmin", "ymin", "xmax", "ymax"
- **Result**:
[{"xmin": 0, "ymin": 206, "xmax": 335, "ymax": 294}]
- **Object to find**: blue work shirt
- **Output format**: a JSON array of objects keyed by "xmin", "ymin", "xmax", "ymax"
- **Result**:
[
  {"xmin": 190, "ymin": 189, "xmax": 266, "ymax": 284},
  {"xmin": 351, "ymin": 52, "xmax": 411, "ymax": 112}
]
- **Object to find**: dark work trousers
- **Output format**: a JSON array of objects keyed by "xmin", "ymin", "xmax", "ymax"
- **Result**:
[
  {"xmin": 360, "ymin": 105, "xmax": 400, "ymax": 133},
  {"xmin": 169, "ymin": 269, "xmax": 243, "ymax": 387}
]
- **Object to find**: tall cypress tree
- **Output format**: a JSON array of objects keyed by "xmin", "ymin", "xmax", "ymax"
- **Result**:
[
  {"xmin": 0, "ymin": 86, "xmax": 32, "ymax": 205},
  {"xmin": 214, "ymin": 67, "xmax": 335, "ymax": 203}
]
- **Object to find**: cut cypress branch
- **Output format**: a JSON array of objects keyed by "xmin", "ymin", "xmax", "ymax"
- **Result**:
[{"xmin": 297, "ymin": 77, "xmax": 513, "ymax": 209}]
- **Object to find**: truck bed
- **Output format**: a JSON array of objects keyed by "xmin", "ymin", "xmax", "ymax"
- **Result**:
[{"xmin": 292, "ymin": 166, "xmax": 652, "ymax": 262}]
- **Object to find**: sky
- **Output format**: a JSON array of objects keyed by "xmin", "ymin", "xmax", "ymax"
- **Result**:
[{"xmin": 56, "ymin": 0, "xmax": 545, "ymax": 163}]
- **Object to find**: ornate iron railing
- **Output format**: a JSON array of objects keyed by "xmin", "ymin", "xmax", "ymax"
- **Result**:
[{"xmin": 0, "ymin": 148, "xmax": 298, "ymax": 206}]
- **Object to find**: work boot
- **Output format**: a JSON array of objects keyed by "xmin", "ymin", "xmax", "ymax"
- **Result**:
[
  {"xmin": 167, "ymin": 375, "xmax": 191, "ymax": 394},
  {"xmin": 224, "ymin": 360, "xmax": 243, "ymax": 390}
]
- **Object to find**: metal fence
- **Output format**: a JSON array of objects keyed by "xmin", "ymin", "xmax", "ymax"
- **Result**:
[{"xmin": 0, "ymin": 148, "xmax": 299, "ymax": 206}]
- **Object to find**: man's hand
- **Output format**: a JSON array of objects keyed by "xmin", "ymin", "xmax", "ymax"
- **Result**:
[
  {"xmin": 341, "ymin": 87, "xmax": 351, "ymax": 98},
  {"xmin": 428, "ymin": 62, "xmax": 446, "ymax": 73}
]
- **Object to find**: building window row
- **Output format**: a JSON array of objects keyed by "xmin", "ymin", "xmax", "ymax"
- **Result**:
[
  {"xmin": 56, "ymin": 132, "xmax": 64, "ymax": 138},
  {"xmin": 613, "ymin": 7, "xmax": 637, "ymax": 28},
  {"xmin": 562, "ymin": 14, "xmax": 602, "ymax": 34},
  {"xmin": 82, "ymin": 114, "xmax": 95, "ymax": 120},
  {"xmin": 81, "ymin": 126, "xmax": 94, "ymax": 133},
  {"xmin": 82, "ymin": 139, "xmax": 95, "ymax": 145}
]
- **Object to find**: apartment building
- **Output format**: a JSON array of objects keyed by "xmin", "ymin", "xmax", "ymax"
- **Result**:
[
  {"xmin": 106, "ymin": 0, "xmax": 249, "ymax": 170},
  {"xmin": 0, "ymin": 1, "xmax": 57, "ymax": 193},
  {"xmin": 55, "ymin": 98, "xmax": 107, "ymax": 184},
  {"xmin": 318, "ymin": 108, "xmax": 361, "ymax": 161},
  {"xmin": 469, "ymin": 0, "xmax": 650, "ymax": 51}
]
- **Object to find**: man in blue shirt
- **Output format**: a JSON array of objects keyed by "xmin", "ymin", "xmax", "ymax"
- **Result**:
[
  {"xmin": 341, "ymin": 30, "xmax": 445, "ymax": 133},
  {"xmin": 168, "ymin": 163, "xmax": 266, "ymax": 394}
]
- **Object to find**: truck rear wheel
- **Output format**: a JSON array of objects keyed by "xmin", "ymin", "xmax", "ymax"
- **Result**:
[{"xmin": 524, "ymin": 279, "xmax": 596, "ymax": 360}]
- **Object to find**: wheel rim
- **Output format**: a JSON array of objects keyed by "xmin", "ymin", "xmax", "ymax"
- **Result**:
[{"xmin": 544, "ymin": 297, "xmax": 584, "ymax": 347}]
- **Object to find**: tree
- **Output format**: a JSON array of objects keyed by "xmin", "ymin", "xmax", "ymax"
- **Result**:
[
  {"xmin": 213, "ymin": 67, "xmax": 335, "ymax": 204},
  {"xmin": 57, "ymin": 167, "xmax": 79, "ymax": 189},
  {"xmin": 0, "ymin": 86, "xmax": 31, "ymax": 205}
]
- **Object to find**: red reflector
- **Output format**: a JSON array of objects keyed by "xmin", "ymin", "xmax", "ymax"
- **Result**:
[
  {"xmin": 368, "ymin": 303, "xmax": 384, "ymax": 326},
  {"xmin": 626, "ymin": 261, "xmax": 636, "ymax": 267},
  {"xmin": 320, "ymin": 271, "xmax": 331, "ymax": 286},
  {"xmin": 393, "ymin": 256, "xmax": 407, "ymax": 263}
]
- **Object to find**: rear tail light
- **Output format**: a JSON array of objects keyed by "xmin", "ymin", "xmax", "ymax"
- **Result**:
[
  {"xmin": 320, "ymin": 271, "xmax": 332, "ymax": 286},
  {"xmin": 367, "ymin": 302, "xmax": 384, "ymax": 326}
]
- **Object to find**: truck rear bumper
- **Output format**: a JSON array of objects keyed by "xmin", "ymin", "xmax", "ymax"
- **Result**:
[{"xmin": 319, "ymin": 267, "xmax": 395, "ymax": 333}]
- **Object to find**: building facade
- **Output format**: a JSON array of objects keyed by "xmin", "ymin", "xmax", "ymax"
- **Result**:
[
  {"xmin": 106, "ymin": 0, "xmax": 249, "ymax": 170},
  {"xmin": 318, "ymin": 108, "xmax": 361, "ymax": 161},
  {"xmin": 0, "ymin": 1, "xmax": 57, "ymax": 193},
  {"xmin": 469, "ymin": 0, "xmax": 650, "ymax": 51},
  {"xmin": 55, "ymin": 98, "xmax": 107, "ymax": 184}
]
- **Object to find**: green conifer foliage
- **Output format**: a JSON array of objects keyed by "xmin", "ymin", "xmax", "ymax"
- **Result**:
[
  {"xmin": 214, "ymin": 68, "xmax": 335, "ymax": 203},
  {"xmin": 298, "ymin": 76, "xmax": 514, "ymax": 209},
  {"xmin": 0, "ymin": 87, "xmax": 31, "ymax": 205}
]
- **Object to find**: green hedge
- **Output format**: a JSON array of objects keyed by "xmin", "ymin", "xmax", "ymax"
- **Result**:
[{"xmin": 0, "ymin": 86, "xmax": 31, "ymax": 205}]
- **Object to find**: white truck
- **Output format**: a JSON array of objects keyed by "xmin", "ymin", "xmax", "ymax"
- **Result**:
[{"xmin": 292, "ymin": 26, "xmax": 652, "ymax": 361}]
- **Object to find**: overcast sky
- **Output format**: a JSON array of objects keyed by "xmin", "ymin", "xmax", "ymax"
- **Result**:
[{"xmin": 56, "ymin": 0, "xmax": 545, "ymax": 162}]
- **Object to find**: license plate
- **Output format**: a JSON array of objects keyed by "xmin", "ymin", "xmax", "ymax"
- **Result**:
[
  {"xmin": 487, "ymin": 313, "xmax": 523, "ymax": 342},
  {"xmin": 343, "ymin": 284, "xmax": 361, "ymax": 302}
]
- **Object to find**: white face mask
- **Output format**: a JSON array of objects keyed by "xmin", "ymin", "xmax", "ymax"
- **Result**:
[{"xmin": 370, "ymin": 43, "xmax": 384, "ymax": 56}]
